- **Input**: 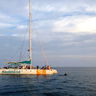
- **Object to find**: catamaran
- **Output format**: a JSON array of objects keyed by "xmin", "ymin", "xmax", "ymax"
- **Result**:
[{"xmin": 0, "ymin": 0, "xmax": 58, "ymax": 75}]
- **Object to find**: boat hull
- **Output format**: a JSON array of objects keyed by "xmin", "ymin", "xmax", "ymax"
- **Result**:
[{"xmin": 0, "ymin": 69, "xmax": 58, "ymax": 75}]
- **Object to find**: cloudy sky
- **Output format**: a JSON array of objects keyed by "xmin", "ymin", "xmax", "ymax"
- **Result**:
[{"xmin": 0, "ymin": 0, "xmax": 96, "ymax": 67}]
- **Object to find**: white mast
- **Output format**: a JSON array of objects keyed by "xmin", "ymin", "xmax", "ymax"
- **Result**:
[{"xmin": 28, "ymin": 0, "xmax": 32, "ymax": 64}]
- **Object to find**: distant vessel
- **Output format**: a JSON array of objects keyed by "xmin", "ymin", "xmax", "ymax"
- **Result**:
[{"xmin": 0, "ymin": 0, "xmax": 58, "ymax": 75}]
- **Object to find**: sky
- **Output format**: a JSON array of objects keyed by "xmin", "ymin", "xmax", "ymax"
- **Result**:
[{"xmin": 0, "ymin": 0, "xmax": 96, "ymax": 67}]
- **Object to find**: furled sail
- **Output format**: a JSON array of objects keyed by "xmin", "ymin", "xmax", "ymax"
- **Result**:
[
  {"xmin": 18, "ymin": 60, "xmax": 31, "ymax": 64},
  {"xmin": 8, "ymin": 60, "xmax": 31, "ymax": 65}
]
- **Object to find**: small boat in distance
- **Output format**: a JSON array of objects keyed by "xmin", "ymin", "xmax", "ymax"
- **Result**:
[{"xmin": 0, "ymin": 0, "xmax": 58, "ymax": 75}]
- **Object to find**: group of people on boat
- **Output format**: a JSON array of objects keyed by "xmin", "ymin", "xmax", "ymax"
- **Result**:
[
  {"xmin": 3, "ymin": 65, "xmax": 52, "ymax": 70},
  {"xmin": 37, "ymin": 65, "xmax": 52, "ymax": 70}
]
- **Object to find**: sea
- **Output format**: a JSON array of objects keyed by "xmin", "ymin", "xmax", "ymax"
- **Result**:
[{"xmin": 0, "ymin": 67, "xmax": 96, "ymax": 96}]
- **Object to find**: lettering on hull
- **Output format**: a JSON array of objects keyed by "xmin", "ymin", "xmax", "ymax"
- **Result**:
[{"xmin": 2, "ymin": 71, "xmax": 20, "ymax": 74}]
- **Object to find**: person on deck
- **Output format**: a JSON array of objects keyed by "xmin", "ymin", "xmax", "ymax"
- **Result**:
[
  {"xmin": 37, "ymin": 65, "xmax": 39, "ymax": 69},
  {"xmin": 46, "ymin": 66, "xmax": 51, "ymax": 70}
]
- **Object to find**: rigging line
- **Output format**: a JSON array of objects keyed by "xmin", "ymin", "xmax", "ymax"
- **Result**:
[
  {"xmin": 39, "ymin": 40, "xmax": 49, "ymax": 66},
  {"xmin": 19, "ymin": 0, "xmax": 32, "ymax": 62},
  {"xmin": 6, "ymin": 38, "xmax": 21, "ymax": 62},
  {"xmin": 7, "ymin": 31, "xmax": 28, "ymax": 62},
  {"xmin": 33, "ymin": 31, "xmax": 49, "ymax": 66},
  {"xmin": 9, "ymin": 35, "xmax": 27, "ymax": 62},
  {"xmin": 16, "ymin": 0, "xmax": 32, "ymax": 62},
  {"xmin": 8, "ymin": 33, "xmax": 29, "ymax": 62},
  {"xmin": 18, "ymin": 34, "xmax": 28, "ymax": 62}
]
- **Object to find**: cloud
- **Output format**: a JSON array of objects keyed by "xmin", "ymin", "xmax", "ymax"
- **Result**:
[
  {"xmin": 85, "ymin": 4, "xmax": 96, "ymax": 13},
  {"xmin": 0, "ymin": 12, "xmax": 21, "ymax": 29},
  {"xmin": 0, "ymin": 23, "xmax": 13, "ymax": 28},
  {"xmin": 16, "ymin": 25, "xmax": 27, "ymax": 29},
  {"xmin": 0, "ymin": 34, "xmax": 5, "ymax": 37},
  {"xmin": 32, "ymin": 0, "xmax": 96, "ymax": 14},
  {"xmin": 33, "ymin": 4, "xmax": 55, "ymax": 12},
  {"xmin": 50, "ymin": 55, "xmax": 96, "ymax": 59},
  {"xmin": 53, "ymin": 16, "xmax": 96, "ymax": 33},
  {"xmin": 0, "ymin": 0, "xmax": 96, "ymax": 66},
  {"xmin": 0, "ymin": 12, "xmax": 21, "ymax": 23}
]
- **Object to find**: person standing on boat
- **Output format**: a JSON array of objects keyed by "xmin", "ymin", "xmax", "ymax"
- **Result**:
[{"xmin": 37, "ymin": 65, "xmax": 39, "ymax": 69}]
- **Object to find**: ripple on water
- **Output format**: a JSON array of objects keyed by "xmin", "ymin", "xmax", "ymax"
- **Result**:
[{"xmin": 1, "ymin": 68, "xmax": 96, "ymax": 96}]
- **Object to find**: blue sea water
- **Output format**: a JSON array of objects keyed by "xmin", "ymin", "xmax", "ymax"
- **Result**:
[{"xmin": 0, "ymin": 67, "xmax": 96, "ymax": 96}]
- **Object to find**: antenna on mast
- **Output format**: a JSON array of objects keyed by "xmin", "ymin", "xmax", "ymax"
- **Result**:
[{"xmin": 28, "ymin": 0, "xmax": 32, "ymax": 65}]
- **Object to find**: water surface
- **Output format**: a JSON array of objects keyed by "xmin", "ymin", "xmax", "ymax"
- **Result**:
[{"xmin": 0, "ymin": 67, "xmax": 96, "ymax": 96}]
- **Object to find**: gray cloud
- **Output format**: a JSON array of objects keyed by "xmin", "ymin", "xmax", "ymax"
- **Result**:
[{"xmin": 0, "ymin": 0, "xmax": 96, "ymax": 67}]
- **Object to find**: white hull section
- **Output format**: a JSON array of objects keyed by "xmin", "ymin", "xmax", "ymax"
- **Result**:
[{"xmin": 0, "ymin": 69, "xmax": 58, "ymax": 75}]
